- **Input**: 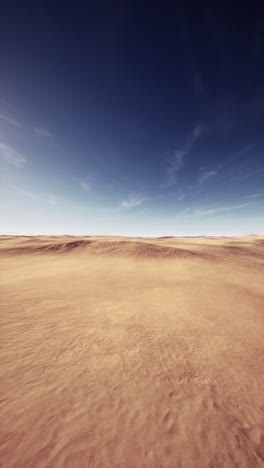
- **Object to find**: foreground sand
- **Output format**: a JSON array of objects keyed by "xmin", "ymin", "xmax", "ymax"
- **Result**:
[{"xmin": 0, "ymin": 235, "xmax": 264, "ymax": 467}]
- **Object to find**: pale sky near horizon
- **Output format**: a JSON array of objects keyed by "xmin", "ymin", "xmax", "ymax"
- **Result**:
[{"xmin": 1, "ymin": 3, "xmax": 264, "ymax": 236}]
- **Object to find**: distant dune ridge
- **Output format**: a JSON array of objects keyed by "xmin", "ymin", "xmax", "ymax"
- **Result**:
[
  {"xmin": 1, "ymin": 235, "xmax": 264, "ymax": 260},
  {"xmin": 0, "ymin": 235, "xmax": 264, "ymax": 467},
  {"xmin": 1, "ymin": 238, "xmax": 205, "ymax": 259}
]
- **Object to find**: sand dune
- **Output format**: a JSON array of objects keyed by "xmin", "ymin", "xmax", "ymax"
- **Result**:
[
  {"xmin": 1, "ymin": 238, "xmax": 208, "ymax": 259},
  {"xmin": 0, "ymin": 235, "xmax": 264, "ymax": 467}
]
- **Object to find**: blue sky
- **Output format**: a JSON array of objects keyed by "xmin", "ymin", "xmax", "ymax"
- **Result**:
[{"xmin": 0, "ymin": 3, "xmax": 264, "ymax": 236}]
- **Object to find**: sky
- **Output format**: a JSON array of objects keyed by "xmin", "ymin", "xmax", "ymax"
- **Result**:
[{"xmin": 0, "ymin": 2, "xmax": 264, "ymax": 236}]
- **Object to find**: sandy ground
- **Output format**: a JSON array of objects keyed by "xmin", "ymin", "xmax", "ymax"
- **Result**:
[{"xmin": 0, "ymin": 235, "xmax": 264, "ymax": 468}]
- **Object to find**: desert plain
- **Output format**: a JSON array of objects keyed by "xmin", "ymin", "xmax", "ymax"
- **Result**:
[{"xmin": 0, "ymin": 234, "xmax": 264, "ymax": 467}]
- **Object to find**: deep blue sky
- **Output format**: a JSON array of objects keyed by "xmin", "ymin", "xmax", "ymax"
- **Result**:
[{"xmin": 0, "ymin": 2, "xmax": 264, "ymax": 235}]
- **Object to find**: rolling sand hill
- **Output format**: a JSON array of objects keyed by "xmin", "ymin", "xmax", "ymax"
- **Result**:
[{"xmin": 0, "ymin": 235, "xmax": 264, "ymax": 467}]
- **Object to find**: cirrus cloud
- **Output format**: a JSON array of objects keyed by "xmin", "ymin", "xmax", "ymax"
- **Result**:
[
  {"xmin": 164, "ymin": 124, "xmax": 208, "ymax": 186},
  {"xmin": 0, "ymin": 143, "xmax": 27, "ymax": 166},
  {"xmin": 120, "ymin": 197, "xmax": 145, "ymax": 208}
]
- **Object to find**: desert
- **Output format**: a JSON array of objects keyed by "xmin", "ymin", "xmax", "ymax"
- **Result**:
[{"xmin": 0, "ymin": 235, "xmax": 264, "ymax": 467}]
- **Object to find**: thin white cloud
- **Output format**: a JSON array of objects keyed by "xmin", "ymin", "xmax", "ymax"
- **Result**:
[
  {"xmin": 9, "ymin": 185, "xmax": 57, "ymax": 204},
  {"xmin": 97, "ymin": 193, "xmax": 169, "ymax": 213},
  {"xmin": 241, "ymin": 193, "xmax": 262, "ymax": 199},
  {"xmin": 34, "ymin": 128, "xmax": 52, "ymax": 138},
  {"xmin": 0, "ymin": 109, "xmax": 54, "ymax": 139},
  {"xmin": 46, "ymin": 194, "xmax": 57, "ymax": 205},
  {"xmin": 0, "ymin": 143, "xmax": 27, "ymax": 166},
  {"xmin": 176, "ymin": 193, "xmax": 185, "ymax": 201},
  {"xmin": 228, "ymin": 140, "xmax": 260, "ymax": 163},
  {"xmin": 211, "ymin": 139, "xmax": 263, "ymax": 182},
  {"xmin": 193, "ymin": 124, "xmax": 208, "ymax": 137},
  {"xmin": 120, "ymin": 196, "xmax": 145, "ymax": 208},
  {"xmin": 199, "ymin": 169, "xmax": 218, "ymax": 184},
  {"xmin": 97, "ymin": 193, "xmax": 162, "ymax": 213},
  {"xmin": 153, "ymin": 201, "xmax": 261, "ymax": 225},
  {"xmin": 79, "ymin": 180, "xmax": 91, "ymax": 190},
  {"xmin": 164, "ymin": 124, "xmax": 208, "ymax": 186},
  {"xmin": 0, "ymin": 113, "xmax": 23, "ymax": 128},
  {"xmin": 166, "ymin": 150, "xmax": 185, "ymax": 185},
  {"xmin": 231, "ymin": 167, "xmax": 264, "ymax": 182},
  {"xmin": 201, "ymin": 202, "xmax": 259, "ymax": 215},
  {"xmin": 165, "ymin": 189, "xmax": 185, "ymax": 200},
  {"xmin": 72, "ymin": 177, "xmax": 91, "ymax": 191}
]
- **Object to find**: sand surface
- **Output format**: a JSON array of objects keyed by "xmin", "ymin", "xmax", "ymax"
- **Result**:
[{"xmin": 0, "ymin": 235, "xmax": 264, "ymax": 467}]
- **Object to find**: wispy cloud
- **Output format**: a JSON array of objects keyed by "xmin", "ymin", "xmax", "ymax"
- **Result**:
[
  {"xmin": 72, "ymin": 177, "xmax": 91, "ymax": 191},
  {"xmin": 0, "ymin": 143, "xmax": 27, "ymax": 166},
  {"xmin": 199, "ymin": 169, "xmax": 218, "ymax": 184},
  {"xmin": 154, "ymin": 201, "xmax": 261, "ymax": 225},
  {"xmin": 9, "ymin": 185, "xmax": 57, "ymax": 204},
  {"xmin": 164, "ymin": 124, "xmax": 208, "ymax": 186},
  {"xmin": 97, "ymin": 193, "xmax": 167, "ymax": 213},
  {"xmin": 166, "ymin": 150, "xmax": 185, "ymax": 185},
  {"xmin": 228, "ymin": 139, "xmax": 261, "ymax": 164},
  {"xmin": 193, "ymin": 124, "xmax": 208, "ymax": 137},
  {"xmin": 176, "ymin": 193, "xmax": 185, "ymax": 201},
  {"xmin": 79, "ymin": 181, "xmax": 91, "ymax": 190},
  {"xmin": 0, "ymin": 113, "xmax": 23, "ymax": 128},
  {"xmin": 0, "ymin": 108, "xmax": 54, "ymax": 138},
  {"xmin": 241, "ymin": 193, "xmax": 262, "ymax": 199},
  {"xmin": 34, "ymin": 128, "xmax": 52, "ymax": 138},
  {"xmin": 120, "ymin": 196, "xmax": 145, "ymax": 208},
  {"xmin": 200, "ymin": 202, "xmax": 260, "ymax": 215},
  {"xmin": 231, "ymin": 167, "xmax": 264, "ymax": 182},
  {"xmin": 46, "ymin": 194, "xmax": 57, "ymax": 205}
]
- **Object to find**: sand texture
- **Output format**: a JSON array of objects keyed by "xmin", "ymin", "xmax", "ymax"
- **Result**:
[{"xmin": 0, "ymin": 235, "xmax": 264, "ymax": 467}]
